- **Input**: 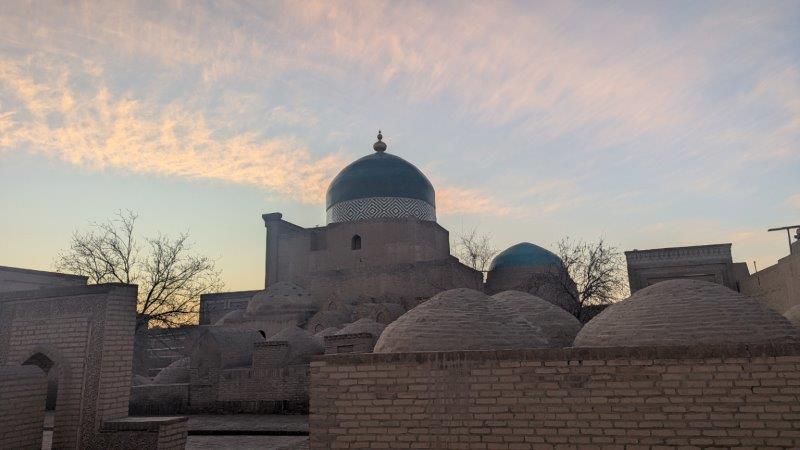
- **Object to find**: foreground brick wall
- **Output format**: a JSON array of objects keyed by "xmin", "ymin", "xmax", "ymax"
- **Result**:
[
  {"xmin": 324, "ymin": 333, "xmax": 376, "ymax": 354},
  {"xmin": 96, "ymin": 416, "xmax": 187, "ymax": 450},
  {"xmin": 310, "ymin": 342, "xmax": 800, "ymax": 449},
  {"xmin": 129, "ymin": 384, "xmax": 189, "ymax": 415},
  {"xmin": 0, "ymin": 284, "xmax": 138, "ymax": 448},
  {"xmin": 0, "ymin": 365, "xmax": 47, "ymax": 449},
  {"xmin": 216, "ymin": 364, "xmax": 310, "ymax": 413}
]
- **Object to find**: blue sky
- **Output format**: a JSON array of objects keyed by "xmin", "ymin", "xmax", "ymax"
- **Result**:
[{"xmin": 1, "ymin": 1, "xmax": 798, "ymax": 291}]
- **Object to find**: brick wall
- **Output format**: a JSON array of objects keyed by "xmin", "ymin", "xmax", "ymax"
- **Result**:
[
  {"xmin": 216, "ymin": 365, "xmax": 310, "ymax": 413},
  {"xmin": 741, "ymin": 241, "xmax": 800, "ymax": 314},
  {"xmin": 0, "ymin": 283, "xmax": 139, "ymax": 448},
  {"xmin": 129, "ymin": 384, "xmax": 189, "ymax": 415},
  {"xmin": 310, "ymin": 342, "xmax": 800, "ymax": 449},
  {"xmin": 324, "ymin": 333, "xmax": 376, "ymax": 354},
  {"xmin": 253, "ymin": 341, "xmax": 291, "ymax": 368},
  {"xmin": 95, "ymin": 416, "xmax": 187, "ymax": 450},
  {"xmin": 0, "ymin": 365, "xmax": 47, "ymax": 449},
  {"xmin": 0, "ymin": 265, "xmax": 87, "ymax": 292}
]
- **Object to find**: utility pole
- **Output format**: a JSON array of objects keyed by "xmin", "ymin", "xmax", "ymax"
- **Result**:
[{"xmin": 767, "ymin": 225, "xmax": 800, "ymax": 255}]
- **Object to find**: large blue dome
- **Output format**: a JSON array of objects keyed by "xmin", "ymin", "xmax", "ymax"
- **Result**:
[
  {"xmin": 489, "ymin": 242, "xmax": 562, "ymax": 271},
  {"xmin": 325, "ymin": 135, "xmax": 436, "ymax": 224}
]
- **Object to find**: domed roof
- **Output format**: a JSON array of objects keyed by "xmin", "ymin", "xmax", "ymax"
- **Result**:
[
  {"xmin": 307, "ymin": 309, "xmax": 352, "ymax": 334},
  {"xmin": 783, "ymin": 305, "xmax": 800, "ymax": 327},
  {"xmin": 152, "ymin": 357, "xmax": 189, "ymax": 384},
  {"xmin": 193, "ymin": 328, "xmax": 264, "ymax": 369},
  {"xmin": 574, "ymin": 279, "xmax": 800, "ymax": 347},
  {"xmin": 215, "ymin": 309, "xmax": 246, "ymax": 325},
  {"xmin": 264, "ymin": 325, "xmax": 324, "ymax": 365},
  {"xmin": 314, "ymin": 327, "xmax": 340, "ymax": 338},
  {"xmin": 325, "ymin": 133, "xmax": 436, "ymax": 224},
  {"xmin": 374, "ymin": 288, "xmax": 576, "ymax": 353},
  {"xmin": 354, "ymin": 302, "xmax": 406, "ymax": 324},
  {"xmin": 490, "ymin": 242, "xmax": 562, "ymax": 271},
  {"xmin": 247, "ymin": 282, "xmax": 317, "ymax": 317},
  {"xmin": 491, "ymin": 291, "xmax": 582, "ymax": 347},
  {"xmin": 132, "ymin": 374, "xmax": 152, "ymax": 386},
  {"xmin": 336, "ymin": 318, "xmax": 386, "ymax": 338}
]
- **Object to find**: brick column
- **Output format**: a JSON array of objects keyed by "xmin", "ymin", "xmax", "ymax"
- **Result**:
[{"xmin": 262, "ymin": 213, "xmax": 283, "ymax": 289}]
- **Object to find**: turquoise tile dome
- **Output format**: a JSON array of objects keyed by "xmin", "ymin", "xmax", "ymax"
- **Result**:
[
  {"xmin": 489, "ymin": 242, "xmax": 562, "ymax": 271},
  {"xmin": 326, "ymin": 152, "xmax": 435, "ymax": 208},
  {"xmin": 325, "ymin": 132, "xmax": 436, "ymax": 223}
]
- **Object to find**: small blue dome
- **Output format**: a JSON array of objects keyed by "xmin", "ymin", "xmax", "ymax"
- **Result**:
[
  {"xmin": 489, "ymin": 242, "xmax": 562, "ymax": 271},
  {"xmin": 326, "ymin": 152, "xmax": 435, "ymax": 208}
]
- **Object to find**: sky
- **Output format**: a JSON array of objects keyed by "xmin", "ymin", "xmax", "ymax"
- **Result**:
[{"xmin": 0, "ymin": 0, "xmax": 798, "ymax": 291}]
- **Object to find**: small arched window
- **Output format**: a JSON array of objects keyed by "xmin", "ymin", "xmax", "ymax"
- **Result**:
[{"xmin": 351, "ymin": 234, "xmax": 362, "ymax": 250}]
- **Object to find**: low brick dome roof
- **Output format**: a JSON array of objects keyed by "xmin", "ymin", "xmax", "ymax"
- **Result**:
[
  {"xmin": 491, "ymin": 291, "xmax": 582, "ymax": 347},
  {"xmin": 314, "ymin": 327, "xmax": 340, "ymax": 338},
  {"xmin": 784, "ymin": 305, "xmax": 800, "ymax": 327},
  {"xmin": 215, "ymin": 309, "xmax": 246, "ymax": 325},
  {"xmin": 265, "ymin": 326, "xmax": 324, "ymax": 365},
  {"xmin": 574, "ymin": 279, "xmax": 800, "ymax": 347},
  {"xmin": 336, "ymin": 318, "xmax": 386, "ymax": 337},
  {"xmin": 374, "ymin": 288, "xmax": 577, "ymax": 353},
  {"xmin": 152, "ymin": 357, "xmax": 189, "ymax": 384},
  {"xmin": 308, "ymin": 309, "xmax": 352, "ymax": 334},
  {"xmin": 247, "ymin": 282, "xmax": 317, "ymax": 317}
]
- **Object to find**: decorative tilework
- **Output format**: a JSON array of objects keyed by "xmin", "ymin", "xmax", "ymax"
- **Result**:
[{"xmin": 326, "ymin": 197, "xmax": 436, "ymax": 224}]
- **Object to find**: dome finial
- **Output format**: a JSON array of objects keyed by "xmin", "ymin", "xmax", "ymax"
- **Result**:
[{"xmin": 373, "ymin": 130, "xmax": 387, "ymax": 152}]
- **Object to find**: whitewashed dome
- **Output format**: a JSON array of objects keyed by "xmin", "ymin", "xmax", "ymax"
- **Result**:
[
  {"xmin": 574, "ymin": 279, "xmax": 800, "ymax": 347},
  {"xmin": 374, "ymin": 288, "xmax": 576, "ymax": 353}
]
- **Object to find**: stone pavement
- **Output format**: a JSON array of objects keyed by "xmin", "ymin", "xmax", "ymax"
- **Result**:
[
  {"xmin": 185, "ymin": 414, "xmax": 309, "ymax": 450},
  {"xmin": 186, "ymin": 435, "xmax": 308, "ymax": 449},
  {"xmin": 187, "ymin": 414, "xmax": 308, "ymax": 433}
]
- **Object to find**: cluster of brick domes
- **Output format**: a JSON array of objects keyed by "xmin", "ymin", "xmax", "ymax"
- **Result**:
[
  {"xmin": 149, "ymin": 278, "xmax": 799, "ymax": 385},
  {"xmin": 375, "ymin": 279, "xmax": 798, "ymax": 353},
  {"xmin": 374, "ymin": 288, "xmax": 581, "ymax": 353}
]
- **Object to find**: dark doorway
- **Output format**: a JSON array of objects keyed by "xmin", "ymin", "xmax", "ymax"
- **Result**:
[{"xmin": 23, "ymin": 352, "xmax": 58, "ymax": 450}]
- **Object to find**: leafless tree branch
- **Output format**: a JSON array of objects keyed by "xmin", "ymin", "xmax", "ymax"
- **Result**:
[
  {"xmin": 55, "ymin": 210, "xmax": 223, "ymax": 330},
  {"xmin": 527, "ymin": 236, "xmax": 628, "ymax": 320},
  {"xmin": 453, "ymin": 227, "xmax": 497, "ymax": 273}
]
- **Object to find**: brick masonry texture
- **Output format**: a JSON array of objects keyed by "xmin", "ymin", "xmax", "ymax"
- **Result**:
[
  {"xmin": 0, "ymin": 365, "xmax": 47, "ymax": 449},
  {"xmin": 97, "ymin": 416, "xmax": 188, "ymax": 450},
  {"xmin": 310, "ymin": 341, "xmax": 800, "ymax": 449},
  {"xmin": 574, "ymin": 279, "xmax": 800, "ymax": 348},
  {"xmin": 0, "ymin": 283, "xmax": 141, "ymax": 448}
]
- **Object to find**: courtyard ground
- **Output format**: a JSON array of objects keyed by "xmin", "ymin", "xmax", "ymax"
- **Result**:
[{"xmin": 42, "ymin": 413, "xmax": 309, "ymax": 449}]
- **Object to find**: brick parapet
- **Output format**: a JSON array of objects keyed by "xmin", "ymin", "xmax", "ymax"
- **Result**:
[
  {"xmin": 310, "ymin": 340, "xmax": 800, "ymax": 449},
  {"xmin": 313, "ymin": 339, "xmax": 800, "ymax": 366},
  {"xmin": 625, "ymin": 243, "xmax": 732, "ymax": 266}
]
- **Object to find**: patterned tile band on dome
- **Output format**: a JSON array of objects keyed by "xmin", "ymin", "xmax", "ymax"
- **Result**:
[{"xmin": 326, "ymin": 197, "xmax": 436, "ymax": 223}]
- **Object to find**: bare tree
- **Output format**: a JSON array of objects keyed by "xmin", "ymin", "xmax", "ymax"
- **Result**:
[
  {"xmin": 56, "ymin": 210, "xmax": 223, "ymax": 330},
  {"xmin": 524, "ymin": 237, "xmax": 628, "ymax": 321},
  {"xmin": 453, "ymin": 227, "xmax": 497, "ymax": 273}
]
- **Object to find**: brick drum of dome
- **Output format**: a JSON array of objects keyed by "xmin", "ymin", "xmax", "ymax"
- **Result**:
[{"xmin": 574, "ymin": 279, "xmax": 800, "ymax": 347}]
